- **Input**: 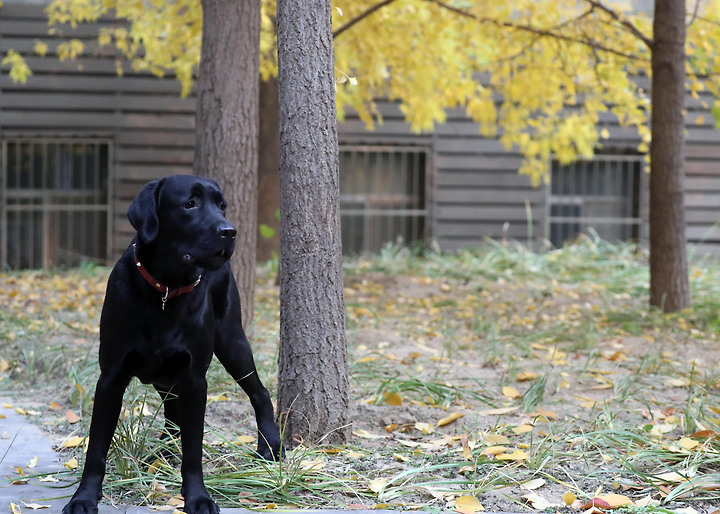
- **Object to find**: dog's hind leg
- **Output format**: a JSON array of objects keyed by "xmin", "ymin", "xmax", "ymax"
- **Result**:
[
  {"xmin": 214, "ymin": 331, "xmax": 281, "ymax": 461},
  {"xmin": 153, "ymin": 385, "xmax": 181, "ymax": 460}
]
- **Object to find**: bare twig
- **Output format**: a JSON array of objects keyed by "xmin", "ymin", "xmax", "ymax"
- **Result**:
[
  {"xmin": 584, "ymin": 0, "xmax": 653, "ymax": 47},
  {"xmin": 426, "ymin": 0, "xmax": 646, "ymax": 61},
  {"xmin": 332, "ymin": 0, "xmax": 398, "ymax": 39},
  {"xmin": 687, "ymin": 0, "xmax": 702, "ymax": 28}
]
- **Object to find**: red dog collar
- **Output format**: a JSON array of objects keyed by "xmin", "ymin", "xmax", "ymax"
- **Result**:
[{"xmin": 133, "ymin": 244, "xmax": 202, "ymax": 311}]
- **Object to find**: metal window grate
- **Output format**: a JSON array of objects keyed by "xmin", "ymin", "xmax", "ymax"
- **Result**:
[
  {"xmin": 1, "ymin": 138, "xmax": 112, "ymax": 269},
  {"xmin": 547, "ymin": 154, "xmax": 643, "ymax": 246},
  {"xmin": 339, "ymin": 145, "xmax": 430, "ymax": 255}
]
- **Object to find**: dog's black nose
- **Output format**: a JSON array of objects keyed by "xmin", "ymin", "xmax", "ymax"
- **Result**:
[{"xmin": 218, "ymin": 225, "xmax": 237, "ymax": 239}]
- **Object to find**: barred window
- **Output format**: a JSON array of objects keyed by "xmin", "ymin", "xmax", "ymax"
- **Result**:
[
  {"xmin": 548, "ymin": 154, "xmax": 643, "ymax": 246},
  {"xmin": 1, "ymin": 138, "xmax": 112, "ymax": 269},
  {"xmin": 340, "ymin": 145, "xmax": 429, "ymax": 254}
]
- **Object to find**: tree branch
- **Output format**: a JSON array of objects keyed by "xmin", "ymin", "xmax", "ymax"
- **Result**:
[
  {"xmin": 687, "ymin": 0, "xmax": 703, "ymax": 28},
  {"xmin": 333, "ymin": 0, "xmax": 398, "ymax": 39},
  {"xmin": 426, "ymin": 0, "xmax": 646, "ymax": 61},
  {"xmin": 583, "ymin": 0, "xmax": 653, "ymax": 47}
]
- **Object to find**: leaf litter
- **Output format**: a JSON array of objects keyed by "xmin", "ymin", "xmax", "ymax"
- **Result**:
[{"xmin": 3, "ymin": 238, "xmax": 720, "ymax": 511}]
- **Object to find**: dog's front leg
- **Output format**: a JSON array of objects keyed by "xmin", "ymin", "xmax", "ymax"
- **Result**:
[
  {"xmin": 177, "ymin": 376, "xmax": 219, "ymax": 514},
  {"xmin": 63, "ymin": 373, "xmax": 129, "ymax": 514}
]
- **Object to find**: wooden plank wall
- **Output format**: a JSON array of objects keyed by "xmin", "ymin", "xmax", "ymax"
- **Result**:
[{"xmin": 0, "ymin": 2, "xmax": 197, "ymax": 260}]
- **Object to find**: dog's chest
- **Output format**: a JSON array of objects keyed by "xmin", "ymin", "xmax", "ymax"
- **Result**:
[{"xmin": 122, "ymin": 320, "xmax": 213, "ymax": 386}]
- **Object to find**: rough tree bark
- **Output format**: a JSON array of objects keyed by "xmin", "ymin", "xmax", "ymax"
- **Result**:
[
  {"xmin": 194, "ymin": 0, "xmax": 260, "ymax": 323},
  {"xmin": 276, "ymin": 0, "xmax": 351, "ymax": 445},
  {"xmin": 649, "ymin": 0, "xmax": 690, "ymax": 312}
]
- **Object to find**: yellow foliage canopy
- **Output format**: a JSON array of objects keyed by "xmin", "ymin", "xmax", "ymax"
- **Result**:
[{"xmin": 4, "ymin": 0, "xmax": 720, "ymax": 185}]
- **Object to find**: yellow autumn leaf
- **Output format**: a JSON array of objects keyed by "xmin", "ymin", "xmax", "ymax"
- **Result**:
[
  {"xmin": 516, "ymin": 371, "xmax": 540, "ymax": 382},
  {"xmin": 300, "ymin": 458, "xmax": 326, "ymax": 470},
  {"xmin": 353, "ymin": 429, "xmax": 388, "ymax": 440},
  {"xmin": 454, "ymin": 495, "xmax": 484, "ymax": 513},
  {"xmin": 236, "ymin": 435, "xmax": 256, "ymax": 444},
  {"xmin": 415, "ymin": 422, "xmax": 434, "ymax": 434},
  {"xmin": 483, "ymin": 433, "xmax": 510, "ymax": 445},
  {"xmin": 502, "ymin": 386, "xmax": 521, "ymax": 399},
  {"xmin": 521, "ymin": 478, "xmax": 545, "ymax": 490},
  {"xmin": 523, "ymin": 493, "xmax": 560, "ymax": 510},
  {"xmin": 147, "ymin": 459, "xmax": 163, "ymax": 474},
  {"xmin": 438, "ymin": 412, "xmax": 464, "ymax": 426},
  {"xmin": 678, "ymin": 437, "xmax": 700, "ymax": 450},
  {"xmin": 26, "ymin": 457, "xmax": 38, "ymax": 469},
  {"xmin": 0, "ymin": 358, "xmax": 10, "ymax": 372},
  {"xmin": 513, "ymin": 424, "xmax": 533, "ymax": 435},
  {"xmin": 63, "ymin": 457, "xmax": 78, "ymax": 470},
  {"xmin": 369, "ymin": 478, "xmax": 387, "ymax": 494},
  {"xmin": 61, "ymin": 436, "xmax": 85, "ymax": 448},
  {"xmin": 383, "ymin": 392, "xmax": 403, "ymax": 406},
  {"xmin": 496, "ymin": 449, "xmax": 528, "ymax": 461},
  {"xmin": 482, "ymin": 445, "xmax": 509, "ymax": 456},
  {"xmin": 48, "ymin": 402, "xmax": 63, "ymax": 411},
  {"xmin": 10, "ymin": 503, "xmax": 21, "ymax": 514},
  {"xmin": 65, "ymin": 410, "xmax": 81, "ymax": 424},
  {"xmin": 345, "ymin": 450, "xmax": 365, "ymax": 459},
  {"xmin": 598, "ymin": 493, "xmax": 633, "ymax": 508},
  {"xmin": 479, "ymin": 406, "xmax": 519, "ymax": 416},
  {"xmin": 563, "ymin": 491, "xmax": 576, "ymax": 505}
]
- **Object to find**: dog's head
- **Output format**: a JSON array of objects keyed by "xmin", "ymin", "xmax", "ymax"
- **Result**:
[{"xmin": 128, "ymin": 175, "xmax": 236, "ymax": 271}]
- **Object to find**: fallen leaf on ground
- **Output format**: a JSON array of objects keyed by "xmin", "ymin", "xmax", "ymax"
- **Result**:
[
  {"xmin": 60, "ymin": 436, "xmax": 85, "ymax": 448},
  {"xmin": 438, "ymin": 412, "xmax": 464, "ymax": 426},
  {"xmin": 516, "ymin": 371, "xmax": 540, "ymax": 382},
  {"xmin": 495, "ymin": 449, "xmax": 528, "ymax": 461},
  {"xmin": 353, "ymin": 430, "xmax": 388, "ymax": 439},
  {"xmin": 502, "ymin": 386, "xmax": 521, "ymax": 399},
  {"xmin": 20, "ymin": 501, "xmax": 49, "ymax": 510},
  {"xmin": 369, "ymin": 478, "xmax": 387, "ymax": 494},
  {"xmin": 597, "ymin": 493, "xmax": 633, "ymax": 508},
  {"xmin": 454, "ymin": 495, "xmax": 484, "ymax": 513},
  {"xmin": 522, "ymin": 493, "xmax": 560, "ymax": 510},
  {"xmin": 478, "ymin": 406, "xmax": 519, "ymax": 416},
  {"xmin": 521, "ymin": 478, "xmax": 545, "ymax": 490},
  {"xmin": 65, "ymin": 410, "xmax": 81, "ymax": 424},
  {"xmin": 383, "ymin": 392, "xmax": 403, "ymax": 406}
]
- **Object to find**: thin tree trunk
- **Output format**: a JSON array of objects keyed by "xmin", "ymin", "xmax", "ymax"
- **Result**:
[
  {"xmin": 649, "ymin": 0, "xmax": 690, "ymax": 312},
  {"xmin": 257, "ymin": 77, "xmax": 281, "ymax": 262},
  {"xmin": 194, "ymin": 0, "xmax": 260, "ymax": 324},
  {"xmin": 276, "ymin": 0, "xmax": 351, "ymax": 445}
]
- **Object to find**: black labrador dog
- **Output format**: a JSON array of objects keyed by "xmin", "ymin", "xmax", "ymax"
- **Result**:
[{"xmin": 63, "ymin": 175, "xmax": 281, "ymax": 514}]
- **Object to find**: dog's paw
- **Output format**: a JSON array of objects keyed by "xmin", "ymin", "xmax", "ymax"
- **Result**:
[
  {"xmin": 62, "ymin": 499, "xmax": 99, "ymax": 514},
  {"xmin": 184, "ymin": 496, "xmax": 220, "ymax": 514},
  {"xmin": 256, "ymin": 428, "xmax": 282, "ymax": 461}
]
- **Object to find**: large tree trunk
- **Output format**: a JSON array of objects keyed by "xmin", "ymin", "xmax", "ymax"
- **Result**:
[
  {"xmin": 194, "ymin": 0, "xmax": 260, "ymax": 324},
  {"xmin": 649, "ymin": 0, "xmax": 690, "ymax": 312},
  {"xmin": 257, "ymin": 77, "xmax": 281, "ymax": 262},
  {"xmin": 276, "ymin": 0, "xmax": 351, "ymax": 445}
]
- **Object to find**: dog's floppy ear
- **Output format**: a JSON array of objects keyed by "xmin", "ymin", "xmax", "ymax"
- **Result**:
[{"xmin": 128, "ymin": 178, "xmax": 165, "ymax": 244}]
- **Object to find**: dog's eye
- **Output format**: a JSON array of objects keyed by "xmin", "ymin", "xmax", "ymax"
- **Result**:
[
  {"xmin": 184, "ymin": 199, "xmax": 197, "ymax": 209},
  {"xmin": 220, "ymin": 203, "xmax": 227, "ymax": 213}
]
